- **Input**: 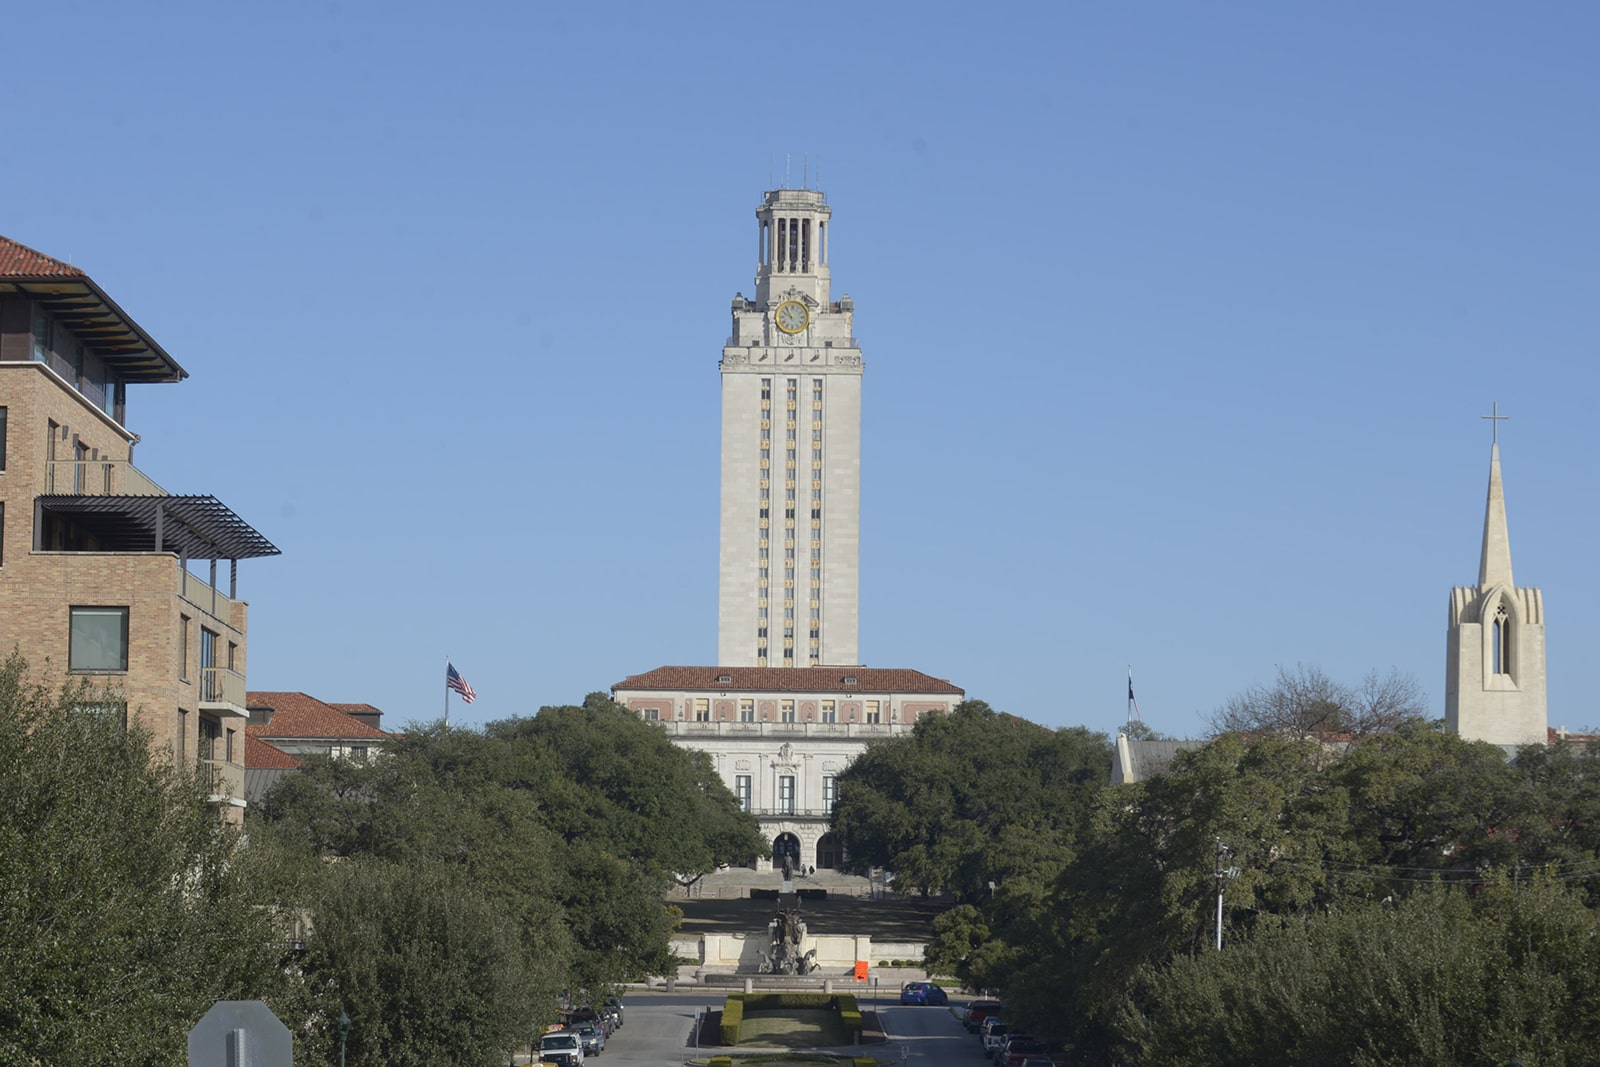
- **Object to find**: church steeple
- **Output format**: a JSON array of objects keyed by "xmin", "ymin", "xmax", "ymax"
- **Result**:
[
  {"xmin": 1478, "ymin": 442, "xmax": 1514, "ymax": 589},
  {"xmin": 1446, "ymin": 410, "xmax": 1547, "ymax": 747}
]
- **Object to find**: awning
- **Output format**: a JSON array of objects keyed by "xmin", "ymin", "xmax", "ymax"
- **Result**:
[{"xmin": 37, "ymin": 494, "xmax": 280, "ymax": 559}]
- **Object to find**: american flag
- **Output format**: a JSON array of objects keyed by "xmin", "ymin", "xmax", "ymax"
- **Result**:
[{"xmin": 446, "ymin": 662, "xmax": 476, "ymax": 704}]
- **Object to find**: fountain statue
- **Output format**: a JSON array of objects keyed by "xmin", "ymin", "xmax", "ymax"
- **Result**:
[{"xmin": 757, "ymin": 904, "xmax": 818, "ymax": 975}]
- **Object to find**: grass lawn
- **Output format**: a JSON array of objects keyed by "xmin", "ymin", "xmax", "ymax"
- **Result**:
[{"xmin": 737, "ymin": 1009, "xmax": 852, "ymax": 1048}]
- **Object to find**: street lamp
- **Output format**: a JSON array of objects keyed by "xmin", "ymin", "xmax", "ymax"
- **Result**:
[{"xmin": 338, "ymin": 1010, "xmax": 352, "ymax": 1067}]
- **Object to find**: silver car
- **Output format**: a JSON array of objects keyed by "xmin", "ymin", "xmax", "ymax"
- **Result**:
[{"xmin": 577, "ymin": 1024, "xmax": 606, "ymax": 1056}]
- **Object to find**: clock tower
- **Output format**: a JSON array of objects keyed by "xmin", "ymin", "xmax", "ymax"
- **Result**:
[{"xmin": 718, "ymin": 188, "xmax": 862, "ymax": 667}]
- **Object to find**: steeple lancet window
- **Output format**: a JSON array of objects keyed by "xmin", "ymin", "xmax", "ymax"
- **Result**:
[{"xmin": 1493, "ymin": 601, "xmax": 1512, "ymax": 677}]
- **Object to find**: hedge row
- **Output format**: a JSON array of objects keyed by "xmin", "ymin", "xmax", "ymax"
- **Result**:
[
  {"xmin": 838, "ymin": 991, "xmax": 862, "ymax": 1037},
  {"xmin": 719, "ymin": 992, "xmax": 864, "ymax": 1045},
  {"xmin": 720, "ymin": 996, "xmax": 744, "ymax": 1045},
  {"xmin": 709, "ymin": 1059, "xmax": 734, "ymax": 1067}
]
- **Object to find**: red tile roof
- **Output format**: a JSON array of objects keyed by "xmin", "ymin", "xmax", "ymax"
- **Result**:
[
  {"xmin": 0, "ymin": 235, "xmax": 86, "ymax": 278},
  {"xmin": 612, "ymin": 666, "xmax": 964, "ymax": 696},
  {"xmin": 246, "ymin": 691, "xmax": 391, "ymax": 741},
  {"xmin": 329, "ymin": 703, "xmax": 382, "ymax": 716},
  {"xmin": 245, "ymin": 735, "xmax": 303, "ymax": 770}
]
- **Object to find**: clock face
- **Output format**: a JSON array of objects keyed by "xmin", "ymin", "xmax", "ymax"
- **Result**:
[{"xmin": 775, "ymin": 300, "xmax": 809, "ymax": 335}]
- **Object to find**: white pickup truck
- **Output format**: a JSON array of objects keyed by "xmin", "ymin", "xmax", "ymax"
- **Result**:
[{"xmin": 539, "ymin": 1030, "xmax": 585, "ymax": 1067}]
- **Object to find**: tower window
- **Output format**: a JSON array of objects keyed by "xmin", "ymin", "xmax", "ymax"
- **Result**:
[{"xmin": 1493, "ymin": 603, "xmax": 1512, "ymax": 676}]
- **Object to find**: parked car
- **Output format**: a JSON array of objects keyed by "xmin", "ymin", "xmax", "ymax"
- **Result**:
[
  {"xmin": 964, "ymin": 999, "xmax": 1003, "ymax": 1032},
  {"xmin": 1001, "ymin": 1037, "xmax": 1048, "ymax": 1067},
  {"xmin": 576, "ymin": 1024, "xmax": 605, "ymax": 1056},
  {"xmin": 899, "ymin": 981, "xmax": 949, "ymax": 1005},
  {"xmin": 982, "ymin": 1021, "xmax": 1012, "ymax": 1058},
  {"xmin": 539, "ymin": 1030, "xmax": 585, "ymax": 1067},
  {"xmin": 993, "ymin": 1033, "xmax": 1034, "ymax": 1064},
  {"xmin": 602, "ymin": 997, "xmax": 624, "ymax": 1028}
]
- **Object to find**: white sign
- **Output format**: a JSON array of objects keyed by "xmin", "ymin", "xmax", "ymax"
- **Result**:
[{"xmin": 188, "ymin": 1000, "xmax": 292, "ymax": 1067}]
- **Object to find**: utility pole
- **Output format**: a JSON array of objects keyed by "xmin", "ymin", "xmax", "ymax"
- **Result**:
[{"xmin": 1214, "ymin": 838, "xmax": 1240, "ymax": 950}]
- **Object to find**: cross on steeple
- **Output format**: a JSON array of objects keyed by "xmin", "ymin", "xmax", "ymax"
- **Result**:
[{"xmin": 1482, "ymin": 402, "xmax": 1509, "ymax": 444}]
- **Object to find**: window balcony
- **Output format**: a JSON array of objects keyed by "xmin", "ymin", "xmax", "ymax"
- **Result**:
[
  {"xmin": 199, "ymin": 757, "xmax": 245, "ymax": 802},
  {"xmin": 199, "ymin": 667, "xmax": 247, "ymax": 714},
  {"xmin": 45, "ymin": 459, "xmax": 168, "ymax": 497}
]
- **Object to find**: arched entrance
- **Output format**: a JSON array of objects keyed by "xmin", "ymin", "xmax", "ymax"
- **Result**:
[
  {"xmin": 772, "ymin": 832, "xmax": 802, "ymax": 877},
  {"xmin": 815, "ymin": 832, "xmax": 843, "ymax": 870}
]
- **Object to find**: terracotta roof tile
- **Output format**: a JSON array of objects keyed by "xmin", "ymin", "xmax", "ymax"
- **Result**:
[
  {"xmin": 245, "ymin": 735, "xmax": 303, "ymax": 770},
  {"xmin": 612, "ymin": 665, "xmax": 964, "ymax": 696},
  {"xmin": 0, "ymin": 235, "xmax": 86, "ymax": 278},
  {"xmin": 246, "ymin": 691, "xmax": 391, "ymax": 741}
]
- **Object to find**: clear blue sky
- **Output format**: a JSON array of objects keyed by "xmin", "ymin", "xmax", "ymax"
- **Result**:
[{"xmin": 6, "ymin": 3, "xmax": 1597, "ymax": 738}]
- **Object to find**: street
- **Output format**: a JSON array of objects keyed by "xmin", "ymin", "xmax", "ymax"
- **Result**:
[{"xmin": 571, "ymin": 990, "xmax": 987, "ymax": 1066}]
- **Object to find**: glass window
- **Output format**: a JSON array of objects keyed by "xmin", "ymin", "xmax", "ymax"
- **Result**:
[
  {"xmin": 781, "ymin": 700, "xmax": 795, "ymax": 723},
  {"xmin": 642, "ymin": 708, "xmax": 659, "ymax": 722},
  {"xmin": 739, "ymin": 699, "xmax": 755, "ymax": 722},
  {"xmin": 199, "ymin": 716, "xmax": 220, "ymax": 759},
  {"xmin": 179, "ymin": 615, "xmax": 191, "ymax": 682},
  {"xmin": 735, "ymin": 775, "xmax": 752, "ymax": 812},
  {"xmin": 865, "ymin": 700, "xmax": 881, "ymax": 724},
  {"xmin": 694, "ymin": 698, "xmax": 711, "ymax": 722},
  {"xmin": 200, "ymin": 628, "xmax": 219, "ymax": 700},
  {"xmin": 823, "ymin": 776, "xmax": 836, "ymax": 813},
  {"xmin": 69, "ymin": 607, "xmax": 128, "ymax": 671},
  {"xmin": 0, "ymin": 405, "xmax": 7, "ymax": 471},
  {"xmin": 821, "ymin": 700, "xmax": 835, "ymax": 723},
  {"xmin": 778, "ymin": 775, "xmax": 796, "ymax": 814}
]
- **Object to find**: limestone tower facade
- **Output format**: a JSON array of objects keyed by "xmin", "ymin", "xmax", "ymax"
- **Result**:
[
  {"xmin": 717, "ymin": 189, "xmax": 862, "ymax": 667},
  {"xmin": 1445, "ymin": 440, "xmax": 1548, "ymax": 745}
]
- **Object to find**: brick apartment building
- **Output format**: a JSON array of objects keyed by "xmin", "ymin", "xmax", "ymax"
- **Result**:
[{"xmin": 0, "ymin": 235, "xmax": 278, "ymax": 824}]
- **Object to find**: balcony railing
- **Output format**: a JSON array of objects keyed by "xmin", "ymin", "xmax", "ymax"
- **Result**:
[
  {"xmin": 658, "ymin": 721, "xmax": 901, "ymax": 738},
  {"xmin": 45, "ymin": 459, "xmax": 166, "ymax": 496},
  {"xmin": 200, "ymin": 758, "xmax": 245, "ymax": 801},
  {"xmin": 199, "ymin": 667, "xmax": 247, "ymax": 710},
  {"xmin": 745, "ymin": 807, "xmax": 836, "ymax": 819}
]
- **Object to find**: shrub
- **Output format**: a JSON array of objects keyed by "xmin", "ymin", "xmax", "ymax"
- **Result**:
[
  {"xmin": 720, "ymin": 995, "xmax": 744, "ymax": 1045},
  {"xmin": 710, "ymin": 1058, "xmax": 734, "ymax": 1067},
  {"xmin": 853, "ymin": 1059, "xmax": 877, "ymax": 1067}
]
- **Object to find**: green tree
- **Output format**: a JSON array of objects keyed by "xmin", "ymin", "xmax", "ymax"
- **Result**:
[
  {"xmin": 831, "ymin": 701, "xmax": 1110, "ymax": 901},
  {"xmin": 298, "ymin": 860, "xmax": 541, "ymax": 1067},
  {"xmin": 0, "ymin": 653, "xmax": 280, "ymax": 1065},
  {"xmin": 254, "ymin": 692, "xmax": 767, "ymax": 1054},
  {"xmin": 1123, "ymin": 876, "xmax": 1600, "ymax": 1067}
]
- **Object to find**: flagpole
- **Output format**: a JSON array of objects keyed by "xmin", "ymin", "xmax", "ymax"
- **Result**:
[{"xmin": 444, "ymin": 655, "xmax": 451, "ymax": 728}]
